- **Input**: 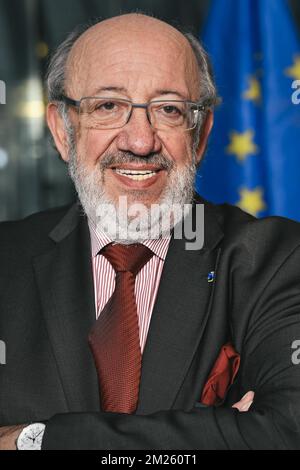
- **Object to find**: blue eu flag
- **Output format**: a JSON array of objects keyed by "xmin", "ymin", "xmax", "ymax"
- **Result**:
[{"xmin": 196, "ymin": 0, "xmax": 300, "ymax": 220}]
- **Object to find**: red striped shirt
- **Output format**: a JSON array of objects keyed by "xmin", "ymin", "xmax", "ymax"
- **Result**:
[{"xmin": 88, "ymin": 222, "xmax": 171, "ymax": 354}]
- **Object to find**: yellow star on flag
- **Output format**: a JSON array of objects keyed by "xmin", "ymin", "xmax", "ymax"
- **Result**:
[
  {"xmin": 285, "ymin": 55, "xmax": 300, "ymax": 80},
  {"xmin": 237, "ymin": 187, "xmax": 266, "ymax": 217},
  {"xmin": 243, "ymin": 76, "xmax": 262, "ymax": 104},
  {"xmin": 226, "ymin": 130, "xmax": 259, "ymax": 162}
]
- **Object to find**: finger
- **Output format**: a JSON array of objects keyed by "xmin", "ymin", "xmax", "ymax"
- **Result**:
[
  {"xmin": 240, "ymin": 391, "xmax": 255, "ymax": 401},
  {"xmin": 232, "ymin": 391, "xmax": 255, "ymax": 412}
]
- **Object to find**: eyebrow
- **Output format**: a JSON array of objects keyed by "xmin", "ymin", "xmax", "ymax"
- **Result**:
[
  {"xmin": 91, "ymin": 86, "xmax": 127, "ymax": 95},
  {"xmin": 155, "ymin": 89, "xmax": 188, "ymax": 100},
  {"xmin": 88, "ymin": 86, "xmax": 188, "ymax": 100}
]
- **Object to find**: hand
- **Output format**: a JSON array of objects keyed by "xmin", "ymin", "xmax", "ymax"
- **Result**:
[
  {"xmin": 232, "ymin": 391, "xmax": 255, "ymax": 412},
  {"xmin": 0, "ymin": 424, "xmax": 27, "ymax": 450}
]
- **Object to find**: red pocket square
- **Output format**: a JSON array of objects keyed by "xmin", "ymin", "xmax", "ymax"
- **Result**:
[{"xmin": 201, "ymin": 342, "xmax": 240, "ymax": 406}]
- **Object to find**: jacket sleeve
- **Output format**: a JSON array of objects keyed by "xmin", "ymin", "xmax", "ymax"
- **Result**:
[{"xmin": 41, "ymin": 246, "xmax": 300, "ymax": 450}]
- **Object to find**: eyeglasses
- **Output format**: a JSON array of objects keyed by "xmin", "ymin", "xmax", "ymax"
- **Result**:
[{"xmin": 58, "ymin": 95, "xmax": 211, "ymax": 131}]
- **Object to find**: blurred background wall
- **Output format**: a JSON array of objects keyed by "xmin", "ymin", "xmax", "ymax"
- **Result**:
[{"xmin": 0, "ymin": 0, "xmax": 299, "ymax": 221}]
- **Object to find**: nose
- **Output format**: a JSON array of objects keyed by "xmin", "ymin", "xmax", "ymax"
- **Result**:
[{"xmin": 115, "ymin": 107, "xmax": 162, "ymax": 156}]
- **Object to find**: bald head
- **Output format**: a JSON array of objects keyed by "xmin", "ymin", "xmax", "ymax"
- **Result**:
[
  {"xmin": 64, "ymin": 13, "xmax": 200, "ymax": 102},
  {"xmin": 47, "ymin": 13, "xmax": 217, "ymax": 114},
  {"xmin": 70, "ymin": 13, "xmax": 189, "ymax": 54}
]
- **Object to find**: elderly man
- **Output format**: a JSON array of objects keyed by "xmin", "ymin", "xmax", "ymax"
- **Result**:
[{"xmin": 0, "ymin": 13, "xmax": 300, "ymax": 450}]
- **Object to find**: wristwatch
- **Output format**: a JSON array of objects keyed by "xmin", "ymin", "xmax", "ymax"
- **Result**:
[{"xmin": 16, "ymin": 422, "xmax": 46, "ymax": 450}]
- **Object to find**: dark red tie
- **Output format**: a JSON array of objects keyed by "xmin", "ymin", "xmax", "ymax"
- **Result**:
[{"xmin": 88, "ymin": 243, "xmax": 154, "ymax": 414}]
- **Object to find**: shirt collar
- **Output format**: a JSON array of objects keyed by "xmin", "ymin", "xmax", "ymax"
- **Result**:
[{"xmin": 88, "ymin": 219, "xmax": 171, "ymax": 261}]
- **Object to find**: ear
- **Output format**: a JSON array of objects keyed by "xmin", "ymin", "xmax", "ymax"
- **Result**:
[
  {"xmin": 46, "ymin": 103, "xmax": 71, "ymax": 162},
  {"xmin": 194, "ymin": 110, "xmax": 214, "ymax": 164}
]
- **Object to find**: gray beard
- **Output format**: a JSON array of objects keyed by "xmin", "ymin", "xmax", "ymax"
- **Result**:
[{"xmin": 67, "ymin": 138, "xmax": 197, "ymax": 243}]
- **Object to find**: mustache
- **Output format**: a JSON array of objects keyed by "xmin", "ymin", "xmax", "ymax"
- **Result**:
[{"xmin": 98, "ymin": 152, "xmax": 174, "ymax": 172}]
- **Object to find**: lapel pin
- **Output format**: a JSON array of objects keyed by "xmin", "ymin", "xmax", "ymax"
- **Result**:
[{"xmin": 207, "ymin": 271, "xmax": 215, "ymax": 283}]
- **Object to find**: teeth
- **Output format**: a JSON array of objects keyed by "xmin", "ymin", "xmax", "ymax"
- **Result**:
[
  {"xmin": 114, "ymin": 169, "xmax": 158, "ymax": 180},
  {"xmin": 116, "ymin": 169, "xmax": 156, "ymax": 175}
]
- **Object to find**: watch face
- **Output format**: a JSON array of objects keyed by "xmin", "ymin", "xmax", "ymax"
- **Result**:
[{"xmin": 17, "ymin": 423, "xmax": 45, "ymax": 450}]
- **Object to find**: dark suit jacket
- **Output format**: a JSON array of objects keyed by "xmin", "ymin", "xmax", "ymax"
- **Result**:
[{"xmin": 1, "ymin": 195, "xmax": 300, "ymax": 449}]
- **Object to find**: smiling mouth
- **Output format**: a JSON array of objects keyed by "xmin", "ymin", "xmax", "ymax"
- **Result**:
[{"xmin": 111, "ymin": 168, "xmax": 161, "ymax": 181}]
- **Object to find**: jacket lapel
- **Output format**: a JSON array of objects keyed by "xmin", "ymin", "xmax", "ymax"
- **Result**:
[
  {"xmin": 136, "ymin": 198, "xmax": 224, "ymax": 414},
  {"xmin": 33, "ymin": 204, "xmax": 100, "ymax": 412}
]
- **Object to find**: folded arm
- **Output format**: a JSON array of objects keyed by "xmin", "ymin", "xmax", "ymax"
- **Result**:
[
  {"xmin": 4, "ymin": 244, "xmax": 300, "ymax": 450},
  {"xmin": 40, "ymin": 246, "xmax": 300, "ymax": 449}
]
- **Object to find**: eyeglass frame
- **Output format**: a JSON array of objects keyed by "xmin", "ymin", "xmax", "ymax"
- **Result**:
[{"xmin": 57, "ymin": 94, "xmax": 212, "ymax": 131}]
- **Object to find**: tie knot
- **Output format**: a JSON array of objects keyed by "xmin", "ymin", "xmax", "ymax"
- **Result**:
[{"xmin": 101, "ymin": 243, "xmax": 154, "ymax": 276}]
